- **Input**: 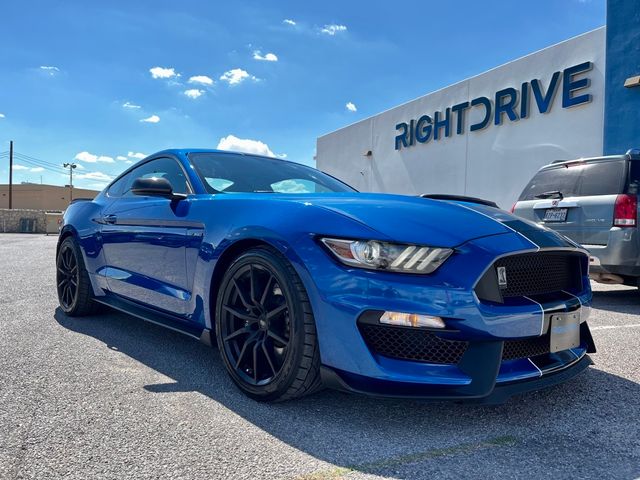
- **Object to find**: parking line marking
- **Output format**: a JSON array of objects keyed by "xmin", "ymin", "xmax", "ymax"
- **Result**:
[{"xmin": 591, "ymin": 324, "xmax": 640, "ymax": 331}]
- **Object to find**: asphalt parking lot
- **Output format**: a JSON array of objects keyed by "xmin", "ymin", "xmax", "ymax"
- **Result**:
[{"xmin": 0, "ymin": 234, "xmax": 639, "ymax": 479}]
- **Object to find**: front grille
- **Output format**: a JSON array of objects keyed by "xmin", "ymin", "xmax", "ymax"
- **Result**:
[
  {"xmin": 358, "ymin": 324, "xmax": 468, "ymax": 364},
  {"xmin": 359, "ymin": 323, "xmax": 569, "ymax": 365},
  {"xmin": 476, "ymin": 251, "xmax": 583, "ymax": 302},
  {"xmin": 503, "ymin": 335, "xmax": 551, "ymax": 361}
]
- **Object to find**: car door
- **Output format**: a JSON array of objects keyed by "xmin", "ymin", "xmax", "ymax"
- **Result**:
[{"xmin": 99, "ymin": 157, "xmax": 195, "ymax": 316}]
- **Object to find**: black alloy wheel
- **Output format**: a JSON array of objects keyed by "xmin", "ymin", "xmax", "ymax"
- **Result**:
[
  {"xmin": 57, "ymin": 242, "xmax": 79, "ymax": 310},
  {"xmin": 215, "ymin": 247, "xmax": 321, "ymax": 401},
  {"xmin": 56, "ymin": 236, "xmax": 97, "ymax": 316}
]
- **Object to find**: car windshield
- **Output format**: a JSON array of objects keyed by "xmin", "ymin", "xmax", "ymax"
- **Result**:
[
  {"xmin": 518, "ymin": 159, "xmax": 626, "ymax": 201},
  {"xmin": 189, "ymin": 152, "xmax": 356, "ymax": 194}
]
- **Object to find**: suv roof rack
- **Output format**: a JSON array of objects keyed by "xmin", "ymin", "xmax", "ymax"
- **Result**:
[{"xmin": 420, "ymin": 194, "xmax": 499, "ymax": 209}]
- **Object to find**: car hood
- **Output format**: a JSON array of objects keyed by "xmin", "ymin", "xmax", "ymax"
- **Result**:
[{"xmin": 276, "ymin": 192, "xmax": 514, "ymax": 247}]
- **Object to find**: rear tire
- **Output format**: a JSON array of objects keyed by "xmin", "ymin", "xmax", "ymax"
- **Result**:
[
  {"xmin": 215, "ymin": 247, "xmax": 322, "ymax": 402},
  {"xmin": 56, "ymin": 236, "xmax": 97, "ymax": 316}
]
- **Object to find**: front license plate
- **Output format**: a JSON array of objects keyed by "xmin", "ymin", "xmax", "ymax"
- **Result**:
[
  {"xmin": 549, "ymin": 312, "xmax": 580, "ymax": 353},
  {"xmin": 544, "ymin": 208, "xmax": 568, "ymax": 222}
]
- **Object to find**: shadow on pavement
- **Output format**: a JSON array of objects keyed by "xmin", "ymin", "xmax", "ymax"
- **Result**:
[
  {"xmin": 54, "ymin": 307, "xmax": 640, "ymax": 479},
  {"xmin": 591, "ymin": 287, "xmax": 640, "ymax": 314}
]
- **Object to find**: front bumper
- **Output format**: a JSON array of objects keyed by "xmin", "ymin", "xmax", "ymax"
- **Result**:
[
  {"xmin": 320, "ymin": 351, "xmax": 594, "ymax": 404},
  {"xmin": 291, "ymin": 231, "xmax": 593, "ymax": 400}
]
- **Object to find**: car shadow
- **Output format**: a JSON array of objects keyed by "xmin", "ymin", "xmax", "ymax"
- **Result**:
[
  {"xmin": 591, "ymin": 286, "xmax": 640, "ymax": 314},
  {"xmin": 54, "ymin": 307, "xmax": 640, "ymax": 479}
]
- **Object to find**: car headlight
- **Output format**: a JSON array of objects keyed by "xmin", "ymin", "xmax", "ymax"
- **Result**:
[{"xmin": 320, "ymin": 238, "xmax": 453, "ymax": 274}]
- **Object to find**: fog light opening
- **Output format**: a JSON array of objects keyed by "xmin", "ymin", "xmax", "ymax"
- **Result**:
[{"xmin": 379, "ymin": 311, "xmax": 446, "ymax": 329}]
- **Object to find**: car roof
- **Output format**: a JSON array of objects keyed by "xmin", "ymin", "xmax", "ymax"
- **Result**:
[{"xmin": 153, "ymin": 148, "xmax": 286, "ymax": 163}]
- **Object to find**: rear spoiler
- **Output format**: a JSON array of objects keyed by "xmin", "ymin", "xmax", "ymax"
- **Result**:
[{"xmin": 420, "ymin": 194, "xmax": 499, "ymax": 209}]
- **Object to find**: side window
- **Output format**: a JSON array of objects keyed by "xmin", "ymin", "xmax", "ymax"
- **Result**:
[
  {"xmin": 123, "ymin": 157, "xmax": 191, "ymax": 197},
  {"xmin": 107, "ymin": 172, "xmax": 132, "ymax": 197}
]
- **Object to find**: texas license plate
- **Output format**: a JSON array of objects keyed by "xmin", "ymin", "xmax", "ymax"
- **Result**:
[
  {"xmin": 544, "ymin": 208, "xmax": 568, "ymax": 222},
  {"xmin": 549, "ymin": 312, "xmax": 580, "ymax": 353}
]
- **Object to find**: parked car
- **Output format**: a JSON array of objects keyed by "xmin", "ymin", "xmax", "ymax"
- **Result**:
[
  {"xmin": 513, "ymin": 149, "xmax": 640, "ymax": 287},
  {"xmin": 57, "ymin": 149, "xmax": 595, "ymax": 403}
]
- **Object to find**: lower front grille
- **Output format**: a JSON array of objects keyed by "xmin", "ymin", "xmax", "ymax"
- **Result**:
[
  {"xmin": 359, "ymin": 323, "xmax": 558, "ymax": 364},
  {"xmin": 503, "ymin": 334, "xmax": 551, "ymax": 361},
  {"xmin": 357, "ymin": 324, "xmax": 468, "ymax": 365}
]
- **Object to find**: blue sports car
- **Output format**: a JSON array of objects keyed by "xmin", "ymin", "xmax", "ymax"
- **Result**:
[{"xmin": 57, "ymin": 149, "xmax": 595, "ymax": 402}]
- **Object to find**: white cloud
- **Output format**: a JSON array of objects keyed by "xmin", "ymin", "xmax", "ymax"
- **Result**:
[
  {"xmin": 253, "ymin": 51, "xmax": 278, "ymax": 62},
  {"xmin": 75, "ymin": 171, "xmax": 114, "ymax": 182},
  {"xmin": 184, "ymin": 89, "xmax": 204, "ymax": 99},
  {"xmin": 30, "ymin": 167, "xmax": 45, "ymax": 172},
  {"xmin": 320, "ymin": 24, "xmax": 347, "ymax": 35},
  {"xmin": 219, "ymin": 68, "xmax": 258, "ymax": 85},
  {"xmin": 188, "ymin": 75, "xmax": 214, "ymax": 86},
  {"xmin": 140, "ymin": 115, "xmax": 160, "ymax": 123},
  {"xmin": 283, "ymin": 19, "xmax": 296, "ymax": 26},
  {"xmin": 125, "ymin": 160, "xmax": 133, "ymax": 164},
  {"xmin": 128, "ymin": 152, "xmax": 147, "ymax": 159},
  {"xmin": 39, "ymin": 66, "xmax": 60, "ymax": 75},
  {"xmin": 116, "ymin": 155, "xmax": 127, "ymax": 161},
  {"xmin": 74, "ymin": 151, "xmax": 115, "ymax": 163},
  {"xmin": 149, "ymin": 66, "xmax": 177, "ymax": 79},
  {"xmin": 217, "ymin": 135, "xmax": 275, "ymax": 157},
  {"xmin": 123, "ymin": 101, "xmax": 141, "ymax": 109},
  {"xmin": 0, "ymin": 113, "xmax": 5, "ymax": 119},
  {"xmin": 345, "ymin": 102, "xmax": 357, "ymax": 112},
  {"xmin": 12, "ymin": 164, "xmax": 29, "ymax": 170}
]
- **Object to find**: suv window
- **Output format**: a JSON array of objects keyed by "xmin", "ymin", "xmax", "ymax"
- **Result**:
[
  {"xmin": 519, "ymin": 159, "xmax": 626, "ymax": 201},
  {"xmin": 111, "ymin": 158, "xmax": 190, "ymax": 197}
]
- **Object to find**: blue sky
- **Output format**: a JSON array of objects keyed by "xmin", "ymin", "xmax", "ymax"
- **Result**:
[{"xmin": 0, "ymin": 0, "xmax": 605, "ymax": 190}]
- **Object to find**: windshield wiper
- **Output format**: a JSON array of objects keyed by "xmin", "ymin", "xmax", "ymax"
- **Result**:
[{"xmin": 534, "ymin": 190, "xmax": 564, "ymax": 200}]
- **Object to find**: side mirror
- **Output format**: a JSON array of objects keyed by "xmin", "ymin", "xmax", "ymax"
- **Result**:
[{"xmin": 131, "ymin": 177, "xmax": 186, "ymax": 200}]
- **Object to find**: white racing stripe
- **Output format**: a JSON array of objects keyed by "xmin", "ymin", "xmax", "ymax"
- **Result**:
[
  {"xmin": 524, "ymin": 295, "xmax": 545, "ymax": 335},
  {"xmin": 452, "ymin": 202, "xmax": 540, "ymax": 251},
  {"xmin": 528, "ymin": 358, "xmax": 543, "ymax": 377}
]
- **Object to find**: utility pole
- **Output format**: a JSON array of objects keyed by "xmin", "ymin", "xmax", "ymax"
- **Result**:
[
  {"xmin": 63, "ymin": 162, "xmax": 77, "ymax": 203},
  {"xmin": 8, "ymin": 141, "xmax": 13, "ymax": 209}
]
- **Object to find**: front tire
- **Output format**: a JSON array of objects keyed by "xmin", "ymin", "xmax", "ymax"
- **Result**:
[
  {"xmin": 215, "ymin": 247, "xmax": 322, "ymax": 402},
  {"xmin": 56, "ymin": 236, "xmax": 97, "ymax": 316}
]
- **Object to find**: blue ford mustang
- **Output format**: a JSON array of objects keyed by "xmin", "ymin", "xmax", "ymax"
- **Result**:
[{"xmin": 57, "ymin": 149, "xmax": 595, "ymax": 402}]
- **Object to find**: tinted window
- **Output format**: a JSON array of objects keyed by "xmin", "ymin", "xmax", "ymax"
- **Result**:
[
  {"xmin": 627, "ymin": 161, "xmax": 640, "ymax": 194},
  {"xmin": 519, "ymin": 160, "xmax": 626, "ymax": 200},
  {"xmin": 121, "ymin": 157, "xmax": 190, "ymax": 197},
  {"xmin": 107, "ymin": 172, "xmax": 132, "ymax": 197},
  {"xmin": 189, "ymin": 153, "xmax": 356, "ymax": 194}
]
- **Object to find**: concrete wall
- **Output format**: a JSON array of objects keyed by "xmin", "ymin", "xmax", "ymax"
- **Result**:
[
  {"xmin": 317, "ymin": 28, "xmax": 606, "ymax": 209},
  {"xmin": 0, "ymin": 184, "xmax": 98, "ymax": 211}
]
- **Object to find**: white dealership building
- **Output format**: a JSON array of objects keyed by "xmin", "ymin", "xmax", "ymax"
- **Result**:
[{"xmin": 317, "ymin": 4, "xmax": 640, "ymax": 209}]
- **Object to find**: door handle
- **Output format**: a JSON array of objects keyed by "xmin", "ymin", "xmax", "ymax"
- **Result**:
[{"xmin": 102, "ymin": 214, "xmax": 117, "ymax": 224}]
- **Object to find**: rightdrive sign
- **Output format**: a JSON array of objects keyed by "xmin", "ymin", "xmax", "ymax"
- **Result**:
[{"xmin": 394, "ymin": 61, "xmax": 593, "ymax": 150}]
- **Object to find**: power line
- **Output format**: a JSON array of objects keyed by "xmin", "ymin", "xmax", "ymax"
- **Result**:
[
  {"xmin": 12, "ymin": 155, "xmax": 67, "ymax": 173},
  {"xmin": 11, "ymin": 158, "xmax": 67, "ymax": 174},
  {"xmin": 13, "ymin": 152, "xmax": 68, "ymax": 169}
]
